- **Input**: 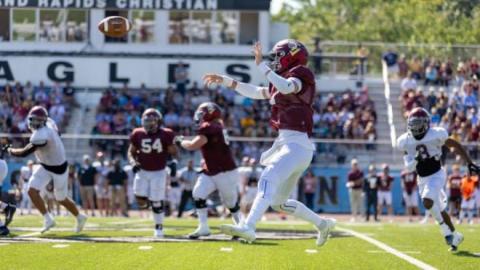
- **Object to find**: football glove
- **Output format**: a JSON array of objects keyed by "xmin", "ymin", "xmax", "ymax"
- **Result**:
[
  {"xmin": 167, "ymin": 159, "xmax": 178, "ymax": 177},
  {"xmin": 132, "ymin": 164, "xmax": 141, "ymax": 174},
  {"xmin": 468, "ymin": 163, "xmax": 480, "ymax": 176},
  {"xmin": 0, "ymin": 144, "xmax": 11, "ymax": 158},
  {"xmin": 174, "ymin": 136, "xmax": 184, "ymax": 147}
]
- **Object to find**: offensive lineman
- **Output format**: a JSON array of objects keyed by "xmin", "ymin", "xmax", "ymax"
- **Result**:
[
  {"xmin": 175, "ymin": 102, "xmax": 242, "ymax": 239},
  {"xmin": 397, "ymin": 107, "xmax": 480, "ymax": 251},
  {"xmin": 203, "ymin": 40, "xmax": 335, "ymax": 245},
  {"xmin": 128, "ymin": 108, "xmax": 177, "ymax": 238},
  {"xmin": 3, "ymin": 106, "xmax": 86, "ymax": 233}
]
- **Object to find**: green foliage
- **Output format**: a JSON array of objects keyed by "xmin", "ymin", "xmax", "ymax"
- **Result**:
[{"xmin": 274, "ymin": 0, "xmax": 480, "ymax": 45}]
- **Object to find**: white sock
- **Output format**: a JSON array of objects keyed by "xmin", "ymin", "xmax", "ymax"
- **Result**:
[
  {"xmin": 44, "ymin": 213, "xmax": 54, "ymax": 222},
  {"xmin": 245, "ymin": 196, "xmax": 270, "ymax": 229},
  {"xmin": 428, "ymin": 205, "xmax": 452, "ymax": 236},
  {"xmin": 153, "ymin": 213, "xmax": 164, "ymax": 228},
  {"xmin": 0, "ymin": 201, "xmax": 7, "ymax": 211},
  {"xmin": 285, "ymin": 200, "xmax": 327, "ymax": 228},
  {"xmin": 197, "ymin": 208, "xmax": 208, "ymax": 229},
  {"xmin": 231, "ymin": 211, "xmax": 241, "ymax": 225}
]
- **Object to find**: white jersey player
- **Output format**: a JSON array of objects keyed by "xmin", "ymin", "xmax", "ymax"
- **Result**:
[
  {"xmin": 397, "ymin": 107, "xmax": 479, "ymax": 252},
  {"xmin": 4, "ymin": 106, "xmax": 86, "ymax": 234},
  {"xmin": 0, "ymin": 157, "xmax": 16, "ymax": 236}
]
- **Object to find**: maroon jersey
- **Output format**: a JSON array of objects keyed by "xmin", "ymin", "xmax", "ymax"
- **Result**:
[
  {"xmin": 378, "ymin": 174, "xmax": 394, "ymax": 191},
  {"xmin": 448, "ymin": 173, "xmax": 462, "ymax": 198},
  {"xmin": 348, "ymin": 169, "xmax": 364, "ymax": 189},
  {"xmin": 130, "ymin": 127, "xmax": 174, "ymax": 171},
  {"xmin": 198, "ymin": 121, "xmax": 236, "ymax": 176},
  {"xmin": 269, "ymin": 65, "xmax": 316, "ymax": 135},
  {"xmin": 401, "ymin": 171, "xmax": 417, "ymax": 195}
]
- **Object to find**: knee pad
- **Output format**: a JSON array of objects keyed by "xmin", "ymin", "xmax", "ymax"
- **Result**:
[
  {"xmin": 228, "ymin": 201, "xmax": 240, "ymax": 213},
  {"xmin": 151, "ymin": 201, "xmax": 164, "ymax": 214},
  {"xmin": 194, "ymin": 199, "xmax": 207, "ymax": 209}
]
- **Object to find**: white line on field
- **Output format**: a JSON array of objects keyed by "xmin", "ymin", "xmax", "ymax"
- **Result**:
[
  {"xmin": 19, "ymin": 232, "xmax": 41, "ymax": 238},
  {"xmin": 337, "ymin": 226, "xmax": 437, "ymax": 270}
]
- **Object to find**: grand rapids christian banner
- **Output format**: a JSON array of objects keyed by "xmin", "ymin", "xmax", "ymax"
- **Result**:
[{"xmin": 0, "ymin": 0, "xmax": 270, "ymax": 10}]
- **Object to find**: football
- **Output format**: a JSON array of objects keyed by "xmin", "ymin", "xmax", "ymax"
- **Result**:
[{"xmin": 98, "ymin": 16, "xmax": 131, "ymax": 38}]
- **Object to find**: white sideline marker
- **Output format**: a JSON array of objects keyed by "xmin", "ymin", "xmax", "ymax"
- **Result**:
[
  {"xmin": 305, "ymin": 249, "xmax": 318, "ymax": 254},
  {"xmin": 138, "ymin": 246, "xmax": 153, "ymax": 250},
  {"xmin": 220, "ymin": 247, "xmax": 233, "ymax": 252},
  {"xmin": 52, "ymin": 244, "xmax": 69, "ymax": 248},
  {"xmin": 337, "ymin": 227, "xmax": 437, "ymax": 270}
]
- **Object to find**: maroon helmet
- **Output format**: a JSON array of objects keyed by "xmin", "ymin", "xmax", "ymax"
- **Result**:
[
  {"xmin": 27, "ymin": 106, "xmax": 48, "ymax": 130},
  {"xmin": 141, "ymin": 108, "xmax": 162, "ymax": 133},
  {"xmin": 268, "ymin": 39, "xmax": 309, "ymax": 73},
  {"xmin": 407, "ymin": 107, "xmax": 430, "ymax": 140},
  {"xmin": 194, "ymin": 102, "xmax": 222, "ymax": 125}
]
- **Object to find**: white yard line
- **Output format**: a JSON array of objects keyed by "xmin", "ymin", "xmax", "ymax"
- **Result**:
[{"xmin": 337, "ymin": 226, "xmax": 437, "ymax": 270}]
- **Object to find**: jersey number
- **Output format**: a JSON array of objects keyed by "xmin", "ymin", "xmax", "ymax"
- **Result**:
[
  {"xmin": 222, "ymin": 129, "xmax": 230, "ymax": 145},
  {"xmin": 141, "ymin": 138, "xmax": 163, "ymax": 153},
  {"xmin": 415, "ymin": 144, "xmax": 430, "ymax": 160}
]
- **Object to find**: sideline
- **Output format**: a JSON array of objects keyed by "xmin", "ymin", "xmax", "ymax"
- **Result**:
[{"xmin": 337, "ymin": 226, "xmax": 437, "ymax": 270}]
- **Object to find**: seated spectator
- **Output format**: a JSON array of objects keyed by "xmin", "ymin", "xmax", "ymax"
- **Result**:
[
  {"xmin": 424, "ymin": 64, "xmax": 438, "ymax": 85},
  {"xmin": 401, "ymin": 73, "xmax": 417, "ymax": 91}
]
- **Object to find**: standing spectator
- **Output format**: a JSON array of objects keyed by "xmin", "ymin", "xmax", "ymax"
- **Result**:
[
  {"xmin": 93, "ymin": 151, "xmax": 110, "ymax": 217},
  {"xmin": 123, "ymin": 164, "xmax": 135, "ymax": 209},
  {"xmin": 401, "ymin": 169, "xmax": 419, "ymax": 222},
  {"xmin": 382, "ymin": 49, "xmax": 398, "ymax": 76},
  {"xmin": 401, "ymin": 73, "xmax": 417, "ymax": 91},
  {"xmin": 19, "ymin": 160, "xmax": 34, "ymax": 215},
  {"xmin": 302, "ymin": 170, "xmax": 317, "ymax": 211},
  {"xmin": 397, "ymin": 54, "xmax": 409, "ymax": 78},
  {"xmin": 459, "ymin": 175, "xmax": 477, "ymax": 224},
  {"xmin": 77, "ymin": 155, "xmax": 97, "ymax": 216},
  {"xmin": 177, "ymin": 160, "xmax": 198, "ymax": 218},
  {"xmin": 424, "ymin": 64, "xmax": 438, "ymax": 85},
  {"xmin": 364, "ymin": 164, "xmax": 379, "ymax": 222},
  {"xmin": 107, "ymin": 159, "xmax": 128, "ymax": 217},
  {"xmin": 447, "ymin": 164, "xmax": 462, "ymax": 218},
  {"xmin": 377, "ymin": 164, "xmax": 394, "ymax": 220},
  {"xmin": 174, "ymin": 61, "xmax": 189, "ymax": 95},
  {"xmin": 62, "ymin": 81, "xmax": 78, "ymax": 108},
  {"xmin": 347, "ymin": 159, "xmax": 364, "ymax": 222},
  {"xmin": 313, "ymin": 37, "xmax": 322, "ymax": 74}
]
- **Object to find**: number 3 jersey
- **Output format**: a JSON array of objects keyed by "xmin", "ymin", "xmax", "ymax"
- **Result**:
[
  {"xmin": 396, "ymin": 127, "xmax": 449, "ymax": 177},
  {"xmin": 129, "ymin": 127, "xmax": 175, "ymax": 171},
  {"xmin": 197, "ymin": 121, "xmax": 236, "ymax": 176}
]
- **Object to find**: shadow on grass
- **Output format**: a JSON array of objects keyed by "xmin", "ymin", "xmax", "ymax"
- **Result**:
[{"xmin": 453, "ymin": 250, "xmax": 480, "ymax": 258}]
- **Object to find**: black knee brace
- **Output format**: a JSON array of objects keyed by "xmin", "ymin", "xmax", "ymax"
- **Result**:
[
  {"xmin": 136, "ymin": 196, "xmax": 149, "ymax": 210},
  {"xmin": 229, "ymin": 201, "xmax": 240, "ymax": 213},
  {"xmin": 194, "ymin": 199, "xmax": 207, "ymax": 209},
  {"xmin": 151, "ymin": 201, "xmax": 164, "ymax": 214}
]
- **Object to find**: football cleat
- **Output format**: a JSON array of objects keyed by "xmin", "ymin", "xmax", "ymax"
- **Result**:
[
  {"xmin": 0, "ymin": 225, "xmax": 10, "ymax": 236},
  {"xmin": 449, "ymin": 231, "xmax": 464, "ymax": 252},
  {"xmin": 41, "ymin": 217, "xmax": 56, "ymax": 234},
  {"xmin": 4, "ymin": 203, "xmax": 16, "ymax": 226},
  {"xmin": 154, "ymin": 229, "xmax": 164, "ymax": 238},
  {"xmin": 219, "ymin": 224, "xmax": 256, "ymax": 243},
  {"xmin": 75, "ymin": 214, "xmax": 87, "ymax": 233},
  {"xmin": 316, "ymin": 218, "xmax": 336, "ymax": 247},
  {"xmin": 188, "ymin": 226, "xmax": 211, "ymax": 239}
]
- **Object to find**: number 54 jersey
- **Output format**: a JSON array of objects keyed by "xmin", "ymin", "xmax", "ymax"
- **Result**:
[
  {"xmin": 396, "ymin": 127, "xmax": 449, "ymax": 176},
  {"xmin": 130, "ymin": 127, "xmax": 175, "ymax": 171}
]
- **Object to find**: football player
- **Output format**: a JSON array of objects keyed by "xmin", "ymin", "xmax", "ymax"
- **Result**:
[
  {"xmin": 128, "ymin": 108, "xmax": 177, "ymax": 238},
  {"xmin": 0, "ymin": 154, "xmax": 16, "ymax": 236},
  {"xmin": 3, "ymin": 106, "xmax": 86, "ymax": 233},
  {"xmin": 400, "ymin": 169, "xmax": 419, "ymax": 222},
  {"xmin": 397, "ymin": 107, "xmax": 480, "ymax": 251},
  {"xmin": 175, "ymin": 102, "xmax": 242, "ymax": 239},
  {"xmin": 203, "ymin": 40, "xmax": 335, "ymax": 245}
]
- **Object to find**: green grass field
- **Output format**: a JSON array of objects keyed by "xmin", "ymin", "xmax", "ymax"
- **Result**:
[{"xmin": 0, "ymin": 216, "xmax": 479, "ymax": 270}]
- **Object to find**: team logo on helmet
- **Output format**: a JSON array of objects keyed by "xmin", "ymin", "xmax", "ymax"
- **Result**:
[
  {"xmin": 27, "ymin": 106, "xmax": 48, "ymax": 130},
  {"xmin": 141, "ymin": 108, "xmax": 162, "ymax": 133},
  {"xmin": 407, "ymin": 107, "xmax": 430, "ymax": 140}
]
